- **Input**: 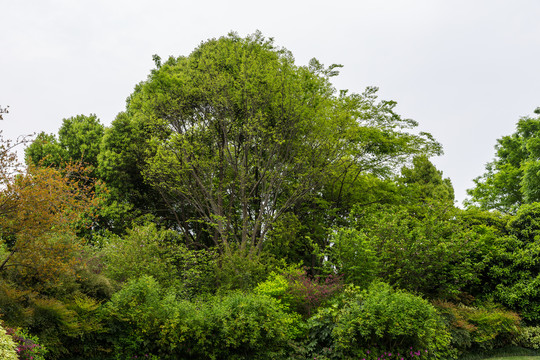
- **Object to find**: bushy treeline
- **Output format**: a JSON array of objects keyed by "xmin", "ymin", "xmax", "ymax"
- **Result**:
[{"xmin": 2, "ymin": 32, "xmax": 540, "ymax": 359}]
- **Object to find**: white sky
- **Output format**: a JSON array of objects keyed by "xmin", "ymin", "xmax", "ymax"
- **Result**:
[{"xmin": 2, "ymin": 0, "xmax": 540, "ymax": 205}]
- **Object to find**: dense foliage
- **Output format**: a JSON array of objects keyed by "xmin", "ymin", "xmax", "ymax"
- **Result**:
[
  {"xmin": 306, "ymin": 283, "xmax": 454, "ymax": 360},
  {"xmin": 0, "ymin": 324, "xmax": 18, "ymax": 360},
  {"xmin": 1, "ymin": 32, "xmax": 539, "ymax": 359}
]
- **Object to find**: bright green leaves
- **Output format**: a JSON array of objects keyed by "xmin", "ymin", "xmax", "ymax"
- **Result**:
[
  {"xmin": 25, "ymin": 114, "xmax": 104, "ymax": 169},
  {"xmin": 309, "ymin": 283, "xmax": 453, "ymax": 359},
  {"xmin": 58, "ymin": 114, "xmax": 104, "ymax": 168},
  {"xmin": 0, "ymin": 324, "xmax": 18, "ymax": 360},
  {"xmin": 103, "ymin": 276, "xmax": 300, "ymax": 359},
  {"xmin": 24, "ymin": 132, "xmax": 66, "ymax": 168},
  {"xmin": 467, "ymin": 110, "xmax": 540, "ymax": 212},
  {"xmin": 133, "ymin": 32, "xmax": 442, "ymax": 254}
]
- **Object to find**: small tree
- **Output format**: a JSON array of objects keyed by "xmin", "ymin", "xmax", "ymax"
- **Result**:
[{"xmin": 0, "ymin": 136, "xmax": 97, "ymax": 285}]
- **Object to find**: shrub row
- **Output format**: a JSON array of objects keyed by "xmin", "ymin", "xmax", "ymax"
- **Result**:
[
  {"xmin": 101, "ymin": 275, "xmax": 300, "ymax": 359},
  {"xmin": 0, "ymin": 272, "xmax": 527, "ymax": 360}
]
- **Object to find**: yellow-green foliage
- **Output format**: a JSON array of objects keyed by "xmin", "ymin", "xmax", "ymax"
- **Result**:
[
  {"xmin": 0, "ymin": 324, "xmax": 18, "ymax": 360},
  {"xmin": 0, "ymin": 279, "xmax": 104, "ymax": 359},
  {"xmin": 30, "ymin": 297, "xmax": 81, "ymax": 358},
  {"xmin": 516, "ymin": 326, "xmax": 540, "ymax": 350},
  {"xmin": 434, "ymin": 301, "xmax": 521, "ymax": 352},
  {"xmin": 162, "ymin": 291, "xmax": 303, "ymax": 359},
  {"xmin": 0, "ymin": 280, "xmax": 33, "ymax": 326},
  {"xmin": 254, "ymin": 271, "xmax": 294, "ymax": 309},
  {"xmin": 67, "ymin": 294, "xmax": 103, "ymax": 335}
]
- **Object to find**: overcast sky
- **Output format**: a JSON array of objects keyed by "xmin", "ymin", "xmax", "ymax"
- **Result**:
[{"xmin": 2, "ymin": 0, "xmax": 540, "ymax": 205}]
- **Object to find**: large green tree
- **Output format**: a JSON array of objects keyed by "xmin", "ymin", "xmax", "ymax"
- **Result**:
[{"xmin": 130, "ymin": 32, "xmax": 440, "ymax": 254}]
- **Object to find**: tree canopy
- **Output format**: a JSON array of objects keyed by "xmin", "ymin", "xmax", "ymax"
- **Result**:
[
  {"xmin": 127, "ymin": 32, "xmax": 441, "ymax": 253},
  {"xmin": 466, "ymin": 108, "xmax": 540, "ymax": 212},
  {"xmin": 25, "ymin": 114, "xmax": 104, "ymax": 169}
]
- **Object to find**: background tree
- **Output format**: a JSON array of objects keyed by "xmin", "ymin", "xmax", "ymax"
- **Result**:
[
  {"xmin": 97, "ymin": 111, "xmax": 173, "ymax": 234},
  {"xmin": 335, "ymin": 158, "xmax": 473, "ymax": 299},
  {"xmin": 25, "ymin": 114, "xmax": 149, "ymax": 235},
  {"xmin": 466, "ymin": 108, "xmax": 540, "ymax": 212},
  {"xmin": 473, "ymin": 203, "xmax": 540, "ymax": 323},
  {"xmin": 24, "ymin": 132, "xmax": 65, "ymax": 168},
  {"xmin": 398, "ymin": 155, "xmax": 455, "ymax": 206},
  {"xmin": 26, "ymin": 114, "xmax": 104, "ymax": 170}
]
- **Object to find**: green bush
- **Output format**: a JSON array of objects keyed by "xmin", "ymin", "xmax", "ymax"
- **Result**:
[
  {"xmin": 0, "ymin": 280, "xmax": 32, "ymax": 327},
  {"xmin": 434, "ymin": 301, "xmax": 521, "ymax": 354},
  {"xmin": 174, "ymin": 245, "xmax": 217, "ymax": 298},
  {"xmin": 101, "ymin": 223, "xmax": 181, "ymax": 285},
  {"xmin": 62, "ymin": 294, "xmax": 106, "ymax": 358},
  {"xmin": 29, "ymin": 297, "xmax": 81, "ymax": 359},
  {"xmin": 255, "ymin": 266, "xmax": 342, "ymax": 317},
  {"xmin": 215, "ymin": 247, "xmax": 281, "ymax": 292},
  {"xmin": 102, "ymin": 275, "xmax": 301, "ymax": 359},
  {"xmin": 474, "ymin": 203, "xmax": 540, "ymax": 323},
  {"xmin": 163, "ymin": 292, "xmax": 302, "ymax": 359},
  {"xmin": 101, "ymin": 275, "xmax": 174, "ymax": 358},
  {"xmin": 349, "ymin": 203, "xmax": 479, "ymax": 299},
  {"xmin": 0, "ymin": 324, "xmax": 18, "ymax": 360},
  {"xmin": 102, "ymin": 223, "xmax": 217, "ymax": 297},
  {"xmin": 76, "ymin": 269, "xmax": 114, "ymax": 300},
  {"xmin": 517, "ymin": 326, "xmax": 540, "ymax": 349},
  {"xmin": 307, "ymin": 282, "xmax": 454, "ymax": 360},
  {"xmin": 0, "ymin": 279, "xmax": 102, "ymax": 359},
  {"xmin": 1, "ymin": 284, "xmax": 85, "ymax": 359}
]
